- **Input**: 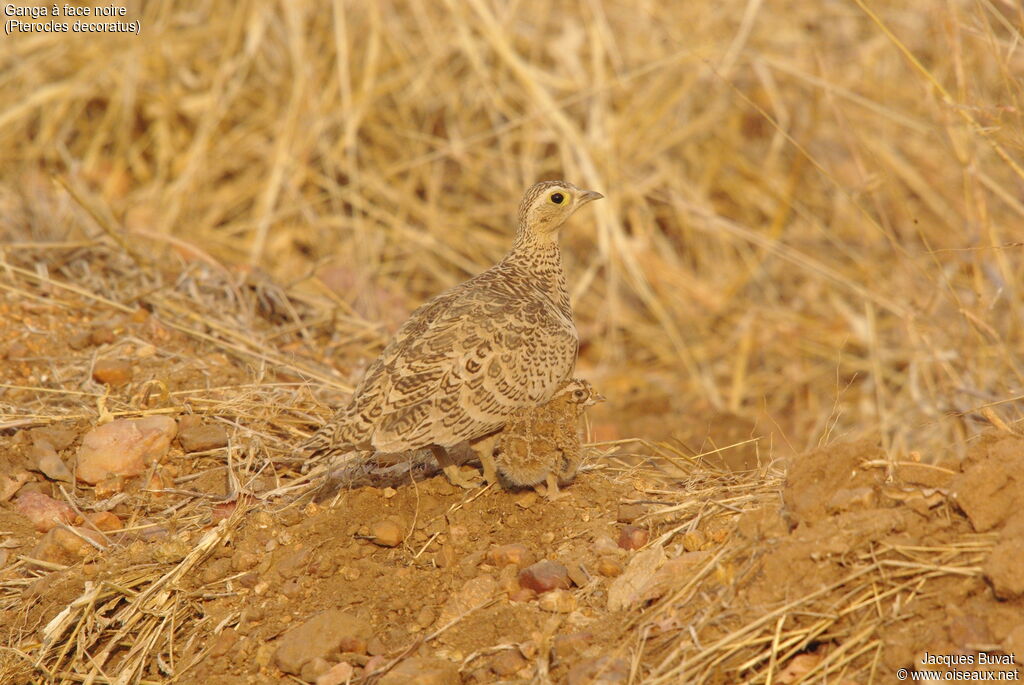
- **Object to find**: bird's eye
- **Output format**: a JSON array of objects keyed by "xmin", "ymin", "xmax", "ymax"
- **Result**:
[
  {"xmin": 574, "ymin": 390, "xmax": 586, "ymax": 401},
  {"xmin": 550, "ymin": 192, "xmax": 564, "ymax": 204}
]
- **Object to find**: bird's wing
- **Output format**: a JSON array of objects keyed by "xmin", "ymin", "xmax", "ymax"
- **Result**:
[
  {"xmin": 321, "ymin": 287, "xmax": 464, "ymax": 451},
  {"xmin": 366, "ymin": 276, "xmax": 578, "ymax": 451}
]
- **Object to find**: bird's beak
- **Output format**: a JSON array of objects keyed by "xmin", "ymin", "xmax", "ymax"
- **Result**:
[
  {"xmin": 594, "ymin": 393, "xmax": 607, "ymax": 403},
  {"xmin": 577, "ymin": 189, "xmax": 604, "ymax": 206}
]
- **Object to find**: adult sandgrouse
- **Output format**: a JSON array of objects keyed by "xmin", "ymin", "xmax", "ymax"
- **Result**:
[
  {"xmin": 305, "ymin": 181, "xmax": 603, "ymax": 488},
  {"xmin": 493, "ymin": 377, "xmax": 603, "ymax": 499}
]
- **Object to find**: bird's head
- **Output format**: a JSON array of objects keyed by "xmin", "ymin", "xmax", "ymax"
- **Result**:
[
  {"xmin": 559, "ymin": 378, "xmax": 605, "ymax": 407},
  {"xmin": 515, "ymin": 180, "xmax": 603, "ymax": 240}
]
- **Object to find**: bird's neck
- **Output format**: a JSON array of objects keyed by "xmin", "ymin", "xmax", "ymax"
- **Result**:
[
  {"xmin": 503, "ymin": 233, "xmax": 571, "ymax": 313},
  {"xmin": 506, "ymin": 231, "xmax": 564, "ymax": 275},
  {"xmin": 510, "ymin": 222, "xmax": 558, "ymax": 251}
]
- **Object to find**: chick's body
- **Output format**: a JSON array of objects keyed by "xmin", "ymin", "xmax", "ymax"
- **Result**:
[
  {"xmin": 305, "ymin": 181, "xmax": 603, "ymax": 487},
  {"xmin": 494, "ymin": 378, "xmax": 601, "ymax": 497}
]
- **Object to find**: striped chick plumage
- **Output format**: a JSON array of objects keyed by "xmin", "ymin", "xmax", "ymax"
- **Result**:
[{"xmin": 494, "ymin": 377, "xmax": 603, "ymax": 498}]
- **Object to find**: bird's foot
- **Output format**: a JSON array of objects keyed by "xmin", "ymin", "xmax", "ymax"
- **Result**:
[
  {"xmin": 443, "ymin": 464, "xmax": 485, "ymax": 490},
  {"xmin": 534, "ymin": 473, "xmax": 570, "ymax": 501}
]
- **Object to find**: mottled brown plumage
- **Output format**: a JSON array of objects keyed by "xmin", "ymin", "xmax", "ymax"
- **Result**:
[
  {"xmin": 305, "ymin": 181, "xmax": 603, "ymax": 487},
  {"xmin": 494, "ymin": 378, "xmax": 603, "ymax": 498}
]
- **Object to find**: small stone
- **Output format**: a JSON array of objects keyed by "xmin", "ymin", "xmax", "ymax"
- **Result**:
[
  {"xmin": 607, "ymin": 546, "xmax": 666, "ymax": 611},
  {"xmin": 316, "ymin": 661, "xmax": 355, "ymax": 685},
  {"xmin": 948, "ymin": 614, "xmax": 992, "ymax": 649},
  {"xmin": 489, "ymin": 649, "xmax": 528, "ymax": 676},
  {"xmin": 252, "ymin": 644, "xmax": 275, "ymax": 669},
  {"xmin": 509, "ymin": 587, "xmax": 536, "ymax": 603},
  {"xmin": 437, "ymin": 575, "xmax": 498, "ymax": 626},
  {"xmin": 85, "ymin": 511, "xmax": 122, "ymax": 532},
  {"xmin": 364, "ymin": 654, "xmax": 388, "ymax": 674},
  {"xmin": 638, "ymin": 552, "xmax": 712, "ymax": 604},
  {"xmin": 201, "ymin": 558, "xmax": 232, "ymax": 585},
  {"xmin": 33, "ymin": 446, "xmax": 74, "ymax": 483},
  {"xmin": 827, "ymin": 486, "xmax": 876, "ymax": 513},
  {"xmin": 592, "ymin": 534, "xmax": 621, "ymax": 557},
  {"xmin": 382, "ymin": 487, "xmax": 397, "ymax": 499},
  {"xmin": 618, "ymin": 525, "xmax": 649, "ymax": 550},
  {"xmin": 273, "ymin": 609, "xmax": 372, "ymax": 676},
  {"xmin": 212, "ymin": 500, "xmax": 237, "ymax": 523},
  {"xmin": 447, "ymin": 524, "xmax": 470, "ymax": 545},
  {"xmin": 178, "ymin": 414, "xmax": 202, "ymax": 432},
  {"xmin": 566, "ymin": 562, "xmax": 590, "ymax": 588},
  {"xmin": 366, "ymin": 636, "xmax": 387, "ymax": 656},
  {"xmin": 15, "ymin": 491, "xmax": 77, "ymax": 532},
  {"xmin": 90, "ymin": 325, "xmax": 117, "ymax": 345},
  {"xmin": 458, "ymin": 550, "xmax": 486, "ymax": 578},
  {"xmin": 94, "ymin": 476, "xmax": 125, "ymax": 498},
  {"xmin": 516, "ymin": 491, "xmax": 539, "ymax": 508},
  {"xmin": 177, "ymin": 423, "xmax": 229, "ymax": 453},
  {"xmin": 498, "ymin": 563, "xmax": 521, "ymax": 595},
  {"xmin": 566, "ymin": 656, "xmax": 629, "ymax": 685},
  {"xmin": 92, "ymin": 359, "xmax": 133, "ymax": 387},
  {"xmin": 552, "ymin": 632, "xmax": 593, "ymax": 664},
  {"xmin": 682, "ymin": 530, "xmax": 706, "ymax": 552},
  {"xmin": 32, "ymin": 526, "xmax": 105, "ymax": 564},
  {"xmin": 32, "ymin": 426, "xmax": 76, "ymax": 450},
  {"xmin": 597, "ymin": 558, "xmax": 623, "ymax": 577},
  {"xmin": 68, "ymin": 330, "xmax": 93, "ymax": 350},
  {"xmin": 275, "ymin": 547, "xmax": 311, "ymax": 579},
  {"xmin": 518, "ymin": 640, "xmax": 539, "ymax": 660},
  {"xmin": 76, "ymin": 416, "xmax": 177, "ymax": 484},
  {"xmin": 616, "ymin": 503, "xmax": 647, "ymax": 523},
  {"xmin": 208, "ymin": 628, "xmax": 238, "ymax": 658},
  {"xmin": 518, "ymin": 560, "xmax": 571, "ymax": 593},
  {"xmin": 0, "ymin": 470, "xmax": 32, "ymax": 502},
  {"xmin": 153, "ymin": 539, "xmax": 191, "ymax": 564},
  {"xmin": 486, "ymin": 543, "xmax": 535, "ymax": 570},
  {"xmin": 378, "ymin": 657, "xmax": 460, "ymax": 685},
  {"xmin": 232, "ymin": 550, "xmax": 260, "ymax": 572},
  {"xmin": 301, "ymin": 657, "xmax": 333, "ymax": 683},
  {"xmin": 369, "ymin": 519, "xmax": 404, "ymax": 547},
  {"xmin": 984, "ymin": 534, "xmax": 1024, "ymax": 600},
  {"xmin": 339, "ymin": 635, "xmax": 367, "ymax": 654},
  {"xmin": 538, "ymin": 588, "xmax": 576, "ymax": 613},
  {"xmin": 415, "ymin": 606, "xmax": 437, "ymax": 628}
]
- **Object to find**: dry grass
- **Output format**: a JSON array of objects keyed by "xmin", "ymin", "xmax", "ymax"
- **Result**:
[
  {"xmin": 2, "ymin": 1, "xmax": 1024, "ymax": 683},
  {"xmin": 2, "ymin": 0, "xmax": 1022, "ymax": 457}
]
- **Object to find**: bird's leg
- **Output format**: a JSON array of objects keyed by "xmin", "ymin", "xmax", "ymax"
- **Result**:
[
  {"xmin": 471, "ymin": 434, "xmax": 499, "ymax": 486},
  {"xmin": 431, "ymin": 445, "xmax": 484, "ymax": 489},
  {"xmin": 535, "ymin": 472, "xmax": 569, "ymax": 501}
]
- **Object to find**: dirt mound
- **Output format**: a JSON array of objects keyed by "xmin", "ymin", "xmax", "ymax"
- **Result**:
[{"xmin": 634, "ymin": 436, "xmax": 1024, "ymax": 683}]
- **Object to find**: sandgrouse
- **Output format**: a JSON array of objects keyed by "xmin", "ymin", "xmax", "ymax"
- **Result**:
[
  {"xmin": 494, "ymin": 377, "xmax": 603, "ymax": 499},
  {"xmin": 305, "ymin": 181, "xmax": 603, "ymax": 488}
]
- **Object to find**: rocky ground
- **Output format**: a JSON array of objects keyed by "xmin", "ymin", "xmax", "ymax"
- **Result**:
[{"xmin": 2, "ymin": 248, "xmax": 1024, "ymax": 684}]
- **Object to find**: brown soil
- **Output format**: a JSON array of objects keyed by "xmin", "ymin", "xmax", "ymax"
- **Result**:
[{"xmin": 2, "ymin": 249, "xmax": 1023, "ymax": 684}]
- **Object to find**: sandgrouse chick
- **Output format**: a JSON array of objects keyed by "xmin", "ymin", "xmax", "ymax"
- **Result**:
[
  {"xmin": 494, "ymin": 378, "xmax": 603, "ymax": 499},
  {"xmin": 305, "ymin": 181, "xmax": 603, "ymax": 488}
]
